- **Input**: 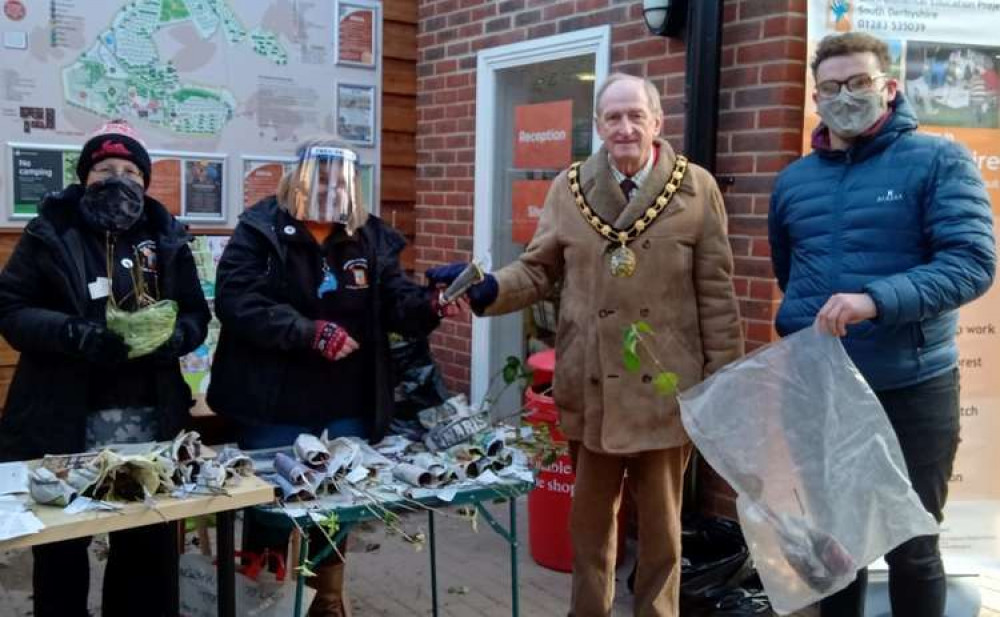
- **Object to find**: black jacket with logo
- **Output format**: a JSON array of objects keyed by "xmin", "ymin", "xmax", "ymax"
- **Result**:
[
  {"xmin": 207, "ymin": 198, "xmax": 440, "ymax": 441},
  {"xmin": 0, "ymin": 185, "xmax": 211, "ymax": 461}
]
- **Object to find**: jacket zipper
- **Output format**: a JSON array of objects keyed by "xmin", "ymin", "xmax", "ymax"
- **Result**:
[{"xmin": 831, "ymin": 153, "xmax": 852, "ymax": 295}]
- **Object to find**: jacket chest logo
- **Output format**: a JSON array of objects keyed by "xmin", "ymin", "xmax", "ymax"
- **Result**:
[
  {"xmin": 876, "ymin": 188, "xmax": 905, "ymax": 203},
  {"xmin": 344, "ymin": 258, "xmax": 369, "ymax": 289}
]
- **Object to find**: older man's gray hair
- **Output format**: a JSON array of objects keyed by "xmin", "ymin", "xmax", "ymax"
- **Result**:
[{"xmin": 594, "ymin": 73, "xmax": 663, "ymax": 119}]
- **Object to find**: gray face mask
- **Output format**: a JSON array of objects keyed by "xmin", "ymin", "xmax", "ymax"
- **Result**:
[{"xmin": 817, "ymin": 88, "xmax": 886, "ymax": 139}]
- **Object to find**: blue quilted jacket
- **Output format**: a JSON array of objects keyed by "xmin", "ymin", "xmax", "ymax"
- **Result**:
[{"xmin": 769, "ymin": 94, "xmax": 995, "ymax": 391}]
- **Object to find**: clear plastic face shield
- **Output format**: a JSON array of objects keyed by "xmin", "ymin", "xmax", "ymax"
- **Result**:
[{"xmin": 293, "ymin": 146, "xmax": 359, "ymax": 225}]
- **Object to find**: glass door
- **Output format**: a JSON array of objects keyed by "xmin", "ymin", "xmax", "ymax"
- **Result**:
[{"xmin": 471, "ymin": 28, "xmax": 610, "ymax": 415}]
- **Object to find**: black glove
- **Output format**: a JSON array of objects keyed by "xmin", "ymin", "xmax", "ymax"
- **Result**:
[
  {"xmin": 144, "ymin": 327, "xmax": 186, "ymax": 365},
  {"xmin": 60, "ymin": 318, "xmax": 130, "ymax": 365},
  {"xmin": 424, "ymin": 263, "xmax": 466, "ymax": 285}
]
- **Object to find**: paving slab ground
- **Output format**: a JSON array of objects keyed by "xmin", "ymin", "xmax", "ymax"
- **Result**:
[{"xmin": 1, "ymin": 500, "xmax": 998, "ymax": 616}]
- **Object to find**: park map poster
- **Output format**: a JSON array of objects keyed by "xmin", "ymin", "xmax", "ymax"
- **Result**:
[
  {"xmin": 807, "ymin": 0, "xmax": 1000, "ymax": 573},
  {"xmin": 0, "ymin": 0, "xmax": 380, "ymax": 224}
]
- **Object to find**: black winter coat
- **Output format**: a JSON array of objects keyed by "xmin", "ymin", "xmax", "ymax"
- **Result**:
[
  {"xmin": 207, "ymin": 198, "xmax": 440, "ymax": 442},
  {"xmin": 0, "ymin": 185, "xmax": 211, "ymax": 461}
]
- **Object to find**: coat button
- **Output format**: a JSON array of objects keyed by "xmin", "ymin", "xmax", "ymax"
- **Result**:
[
  {"xmin": 590, "ymin": 377, "xmax": 600, "ymax": 385},
  {"xmin": 598, "ymin": 309, "xmax": 608, "ymax": 318},
  {"xmin": 642, "ymin": 239, "xmax": 652, "ymax": 249},
  {"xmin": 642, "ymin": 374, "xmax": 652, "ymax": 384},
  {"xmin": 639, "ymin": 308, "xmax": 650, "ymax": 317}
]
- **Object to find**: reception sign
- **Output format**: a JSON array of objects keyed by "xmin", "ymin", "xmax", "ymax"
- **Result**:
[{"xmin": 513, "ymin": 100, "xmax": 572, "ymax": 170}]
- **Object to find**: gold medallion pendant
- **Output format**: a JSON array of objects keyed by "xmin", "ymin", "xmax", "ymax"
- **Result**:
[
  {"xmin": 567, "ymin": 155, "xmax": 688, "ymax": 279},
  {"xmin": 609, "ymin": 244, "xmax": 637, "ymax": 277}
]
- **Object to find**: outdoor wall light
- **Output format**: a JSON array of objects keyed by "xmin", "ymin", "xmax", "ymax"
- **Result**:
[{"xmin": 642, "ymin": 0, "xmax": 687, "ymax": 38}]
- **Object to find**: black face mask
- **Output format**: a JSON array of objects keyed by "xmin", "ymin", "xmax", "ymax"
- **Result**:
[{"xmin": 79, "ymin": 176, "xmax": 145, "ymax": 233}]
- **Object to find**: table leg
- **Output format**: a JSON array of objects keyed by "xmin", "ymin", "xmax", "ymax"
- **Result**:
[
  {"xmin": 428, "ymin": 510, "xmax": 439, "ymax": 617},
  {"xmin": 509, "ymin": 498, "xmax": 520, "ymax": 617},
  {"xmin": 167, "ymin": 520, "xmax": 180, "ymax": 617},
  {"xmin": 216, "ymin": 510, "xmax": 236, "ymax": 617},
  {"xmin": 474, "ymin": 497, "xmax": 522, "ymax": 617},
  {"xmin": 294, "ymin": 533, "xmax": 310, "ymax": 617}
]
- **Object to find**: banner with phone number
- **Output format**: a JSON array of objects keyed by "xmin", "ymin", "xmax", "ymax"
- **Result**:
[{"xmin": 806, "ymin": 0, "xmax": 1000, "ymax": 574}]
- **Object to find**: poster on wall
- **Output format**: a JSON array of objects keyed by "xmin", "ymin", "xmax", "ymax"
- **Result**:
[
  {"xmin": 184, "ymin": 159, "xmax": 225, "ymax": 220},
  {"xmin": 806, "ymin": 0, "xmax": 1000, "ymax": 573},
  {"xmin": 337, "ymin": 4, "xmax": 376, "ymax": 67},
  {"xmin": 511, "ymin": 180, "xmax": 551, "ymax": 244},
  {"xmin": 8, "ymin": 145, "xmax": 77, "ymax": 217},
  {"xmin": 147, "ymin": 158, "xmax": 182, "ymax": 216},
  {"xmin": 182, "ymin": 235, "xmax": 230, "ymax": 413},
  {"xmin": 338, "ymin": 84, "xmax": 376, "ymax": 145},
  {"xmin": 243, "ymin": 158, "xmax": 295, "ymax": 208},
  {"xmin": 513, "ymin": 100, "xmax": 573, "ymax": 170},
  {"xmin": 0, "ymin": 1, "xmax": 382, "ymax": 227}
]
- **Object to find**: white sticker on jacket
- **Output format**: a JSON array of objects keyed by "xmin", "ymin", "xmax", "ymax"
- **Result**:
[{"xmin": 88, "ymin": 277, "xmax": 110, "ymax": 300}]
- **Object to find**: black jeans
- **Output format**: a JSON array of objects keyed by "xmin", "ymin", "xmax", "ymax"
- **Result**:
[
  {"xmin": 820, "ymin": 369, "xmax": 961, "ymax": 617},
  {"xmin": 32, "ymin": 524, "xmax": 175, "ymax": 617}
]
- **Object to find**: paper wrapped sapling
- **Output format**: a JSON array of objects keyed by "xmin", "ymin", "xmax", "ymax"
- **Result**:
[
  {"xmin": 217, "ymin": 447, "xmax": 254, "ymax": 479},
  {"xmin": 393, "ymin": 463, "xmax": 433, "ymax": 487},
  {"xmin": 294, "ymin": 433, "xmax": 331, "ymax": 470},
  {"xmin": 741, "ymin": 500, "xmax": 856, "ymax": 593},
  {"xmin": 417, "ymin": 394, "xmax": 471, "ymax": 430},
  {"xmin": 274, "ymin": 452, "xmax": 320, "ymax": 487},
  {"xmin": 437, "ymin": 255, "xmax": 490, "ymax": 305},
  {"xmin": 326, "ymin": 437, "xmax": 362, "ymax": 478},
  {"xmin": 30, "ymin": 468, "xmax": 77, "ymax": 507}
]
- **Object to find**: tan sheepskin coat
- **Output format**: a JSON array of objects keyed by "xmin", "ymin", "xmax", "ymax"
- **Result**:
[{"xmin": 485, "ymin": 138, "xmax": 744, "ymax": 454}]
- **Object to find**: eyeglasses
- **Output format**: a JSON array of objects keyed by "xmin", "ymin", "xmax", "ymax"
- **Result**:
[{"xmin": 815, "ymin": 73, "xmax": 886, "ymax": 99}]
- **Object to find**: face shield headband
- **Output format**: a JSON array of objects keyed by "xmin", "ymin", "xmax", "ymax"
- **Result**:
[{"xmin": 294, "ymin": 146, "xmax": 359, "ymax": 225}]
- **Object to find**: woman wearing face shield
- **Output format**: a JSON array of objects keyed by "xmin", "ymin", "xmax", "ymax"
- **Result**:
[
  {"xmin": 208, "ymin": 139, "xmax": 457, "ymax": 616},
  {"xmin": 0, "ymin": 120, "xmax": 212, "ymax": 617}
]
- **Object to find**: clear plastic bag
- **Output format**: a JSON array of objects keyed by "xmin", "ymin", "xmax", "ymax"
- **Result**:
[{"xmin": 678, "ymin": 327, "xmax": 939, "ymax": 614}]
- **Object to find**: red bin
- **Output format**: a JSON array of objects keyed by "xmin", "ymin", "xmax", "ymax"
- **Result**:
[{"xmin": 524, "ymin": 349, "xmax": 575, "ymax": 572}]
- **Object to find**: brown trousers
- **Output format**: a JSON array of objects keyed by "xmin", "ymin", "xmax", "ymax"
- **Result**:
[{"xmin": 568, "ymin": 442, "xmax": 692, "ymax": 617}]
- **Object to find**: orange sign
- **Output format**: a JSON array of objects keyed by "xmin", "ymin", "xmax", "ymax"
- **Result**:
[
  {"xmin": 802, "ymin": 116, "xmax": 1000, "ymax": 216},
  {"xmin": 511, "ymin": 180, "xmax": 551, "ymax": 244},
  {"xmin": 920, "ymin": 126, "xmax": 1000, "ymax": 216},
  {"xmin": 243, "ymin": 161, "xmax": 287, "ymax": 208},
  {"xmin": 513, "ymin": 100, "xmax": 572, "ymax": 170},
  {"xmin": 147, "ymin": 158, "xmax": 181, "ymax": 216}
]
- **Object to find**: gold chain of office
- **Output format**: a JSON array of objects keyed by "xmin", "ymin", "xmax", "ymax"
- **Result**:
[{"xmin": 567, "ymin": 154, "xmax": 688, "ymax": 277}]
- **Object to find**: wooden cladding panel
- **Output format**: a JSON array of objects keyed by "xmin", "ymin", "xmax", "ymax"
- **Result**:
[
  {"xmin": 382, "ymin": 131, "xmax": 417, "ymax": 167},
  {"xmin": 383, "ymin": 58, "xmax": 417, "ymax": 96},
  {"xmin": 383, "ymin": 0, "xmax": 417, "ymax": 24},
  {"xmin": 380, "ymin": 0, "xmax": 417, "ymax": 274},
  {"xmin": 383, "ymin": 94, "xmax": 417, "ymax": 133},
  {"xmin": 0, "ymin": 366, "xmax": 12, "ymax": 414},
  {"xmin": 382, "ymin": 202, "xmax": 416, "ymax": 236},
  {"xmin": 384, "ymin": 21, "xmax": 417, "ymax": 62},
  {"xmin": 0, "ymin": 232, "xmax": 20, "ymax": 267},
  {"xmin": 0, "ymin": 340, "xmax": 18, "ymax": 366},
  {"xmin": 381, "ymin": 166, "xmax": 416, "ymax": 202}
]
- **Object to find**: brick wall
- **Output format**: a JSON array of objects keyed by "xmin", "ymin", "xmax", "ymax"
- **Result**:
[{"xmin": 415, "ymin": 0, "xmax": 809, "ymax": 516}]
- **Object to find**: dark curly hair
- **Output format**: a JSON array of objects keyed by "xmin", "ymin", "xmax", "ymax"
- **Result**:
[{"xmin": 811, "ymin": 32, "xmax": 890, "ymax": 77}]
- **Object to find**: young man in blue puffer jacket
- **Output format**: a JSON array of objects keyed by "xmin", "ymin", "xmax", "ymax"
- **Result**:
[{"xmin": 769, "ymin": 32, "xmax": 995, "ymax": 617}]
